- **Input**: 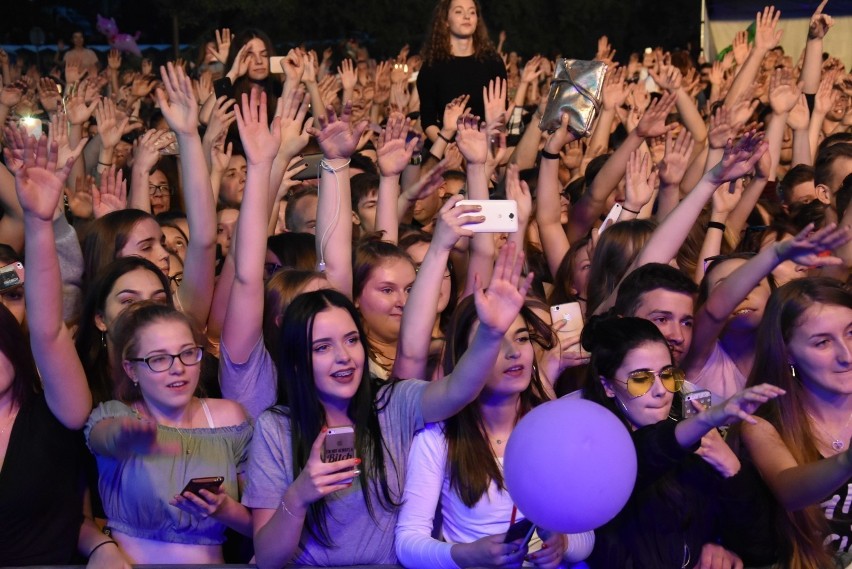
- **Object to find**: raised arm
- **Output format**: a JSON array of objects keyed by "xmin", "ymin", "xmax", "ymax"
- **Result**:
[
  {"xmin": 156, "ymin": 63, "xmax": 218, "ymax": 326},
  {"xmin": 394, "ymin": 195, "xmax": 480, "ymax": 380},
  {"xmin": 307, "ymin": 102, "xmax": 367, "ymax": 297},
  {"xmin": 420, "ymin": 242, "xmax": 534, "ymax": 422},
  {"xmin": 684, "ymin": 223, "xmax": 850, "ymax": 377},
  {"xmin": 15, "ymin": 135, "xmax": 91, "ymax": 429},
  {"xmin": 375, "ymin": 112, "xmax": 417, "ymax": 244},
  {"xmin": 724, "ymin": 6, "xmax": 783, "ymax": 107},
  {"xmin": 568, "ymin": 91, "xmax": 677, "ymax": 244},
  {"xmin": 801, "ymin": 0, "xmax": 833, "ymax": 95}
]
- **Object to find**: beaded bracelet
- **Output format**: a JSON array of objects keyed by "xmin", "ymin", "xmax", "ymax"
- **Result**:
[{"xmin": 88, "ymin": 540, "xmax": 118, "ymax": 557}]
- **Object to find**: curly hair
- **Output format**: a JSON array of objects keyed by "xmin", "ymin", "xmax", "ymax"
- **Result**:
[{"xmin": 421, "ymin": 0, "xmax": 497, "ymax": 65}]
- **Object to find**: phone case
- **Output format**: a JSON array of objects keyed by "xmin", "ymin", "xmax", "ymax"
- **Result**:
[
  {"xmin": 0, "ymin": 262, "xmax": 24, "ymax": 292},
  {"xmin": 682, "ymin": 390, "xmax": 712, "ymax": 418},
  {"xmin": 456, "ymin": 200, "xmax": 519, "ymax": 233},
  {"xmin": 503, "ymin": 518, "xmax": 536, "ymax": 545},
  {"xmin": 598, "ymin": 203, "xmax": 623, "ymax": 235},
  {"xmin": 550, "ymin": 302, "xmax": 584, "ymax": 351},
  {"xmin": 323, "ymin": 426, "xmax": 356, "ymax": 463}
]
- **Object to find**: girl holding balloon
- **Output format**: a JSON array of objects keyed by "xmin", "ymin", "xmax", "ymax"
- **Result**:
[
  {"xmin": 580, "ymin": 315, "xmax": 784, "ymax": 569},
  {"xmin": 394, "ymin": 294, "xmax": 595, "ymax": 568}
]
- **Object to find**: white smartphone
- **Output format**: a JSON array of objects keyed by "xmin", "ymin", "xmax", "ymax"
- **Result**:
[
  {"xmin": 550, "ymin": 302, "xmax": 584, "ymax": 352},
  {"xmin": 455, "ymin": 199, "xmax": 518, "ymax": 233},
  {"xmin": 597, "ymin": 203, "xmax": 623, "ymax": 235},
  {"xmin": 269, "ymin": 56, "xmax": 286, "ymax": 74}
]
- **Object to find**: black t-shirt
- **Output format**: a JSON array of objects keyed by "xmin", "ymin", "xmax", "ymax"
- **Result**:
[
  {"xmin": 417, "ymin": 54, "xmax": 507, "ymax": 131},
  {"xmin": 0, "ymin": 396, "xmax": 86, "ymax": 565}
]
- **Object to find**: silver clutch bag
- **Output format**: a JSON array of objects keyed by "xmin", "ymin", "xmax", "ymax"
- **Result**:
[{"xmin": 539, "ymin": 59, "xmax": 608, "ymax": 136}]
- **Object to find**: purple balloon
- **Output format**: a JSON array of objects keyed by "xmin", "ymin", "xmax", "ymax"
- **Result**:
[{"xmin": 504, "ymin": 398, "xmax": 637, "ymax": 533}]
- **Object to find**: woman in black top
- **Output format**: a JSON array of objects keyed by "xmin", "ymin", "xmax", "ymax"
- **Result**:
[{"xmin": 417, "ymin": 0, "xmax": 506, "ymax": 142}]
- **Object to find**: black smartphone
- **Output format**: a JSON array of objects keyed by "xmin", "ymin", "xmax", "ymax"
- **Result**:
[
  {"xmin": 503, "ymin": 517, "xmax": 535, "ymax": 545},
  {"xmin": 180, "ymin": 476, "xmax": 224, "ymax": 496},
  {"xmin": 291, "ymin": 153, "xmax": 323, "ymax": 181}
]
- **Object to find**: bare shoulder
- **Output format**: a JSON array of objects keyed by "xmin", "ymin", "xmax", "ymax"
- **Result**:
[{"xmin": 203, "ymin": 398, "xmax": 249, "ymax": 427}]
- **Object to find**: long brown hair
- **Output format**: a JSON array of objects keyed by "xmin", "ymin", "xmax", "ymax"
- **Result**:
[
  {"xmin": 442, "ymin": 295, "xmax": 553, "ymax": 507},
  {"xmin": 420, "ymin": 0, "xmax": 497, "ymax": 65},
  {"xmin": 746, "ymin": 278, "xmax": 852, "ymax": 569}
]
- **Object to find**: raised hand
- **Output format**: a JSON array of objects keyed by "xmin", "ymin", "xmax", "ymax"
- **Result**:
[
  {"xmin": 505, "ymin": 163, "xmax": 531, "ymax": 226},
  {"xmin": 658, "ymin": 129, "xmax": 695, "ymax": 186},
  {"xmin": 307, "ymin": 102, "xmax": 367, "ymax": 160},
  {"xmin": 808, "ymin": 0, "xmax": 834, "ymax": 40},
  {"xmin": 289, "ymin": 429, "xmax": 360, "ymax": 508},
  {"xmin": 635, "ymin": 91, "xmax": 678, "ymax": 138},
  {"xmin": 787, "ymin": 93, "xmax": 809, "ymax": 131},
  {"xmin": 0, "ymin": 81, "xmax": 23, "ymax": 109},
  {"xmin": 93, "ymin": 97, "xmax": 129, "ymax": 150},
  {"xmin": 443, "ymin": 95, "xmax": 471, "ymax": 134},
  {"xmin": 712, "ymin": 177, "xmax": 744, "ymax": 217},
  {"xmin": 65, "ymin": 91, "xmax": 99, "ymax": 126},
  {"xmin": 156, "ymin": 62, "xmax": 199, "ymax": 135},
  {"xmin": 14, "ymin": 135, "xmax": 75, "ymax": 222},
  {"xmin": 65, "ymin": 175, "xmax": 95, "ymax": 219},
  {"xmin": 301, "ymin": 50, "xmax": 319, "ymax": 85},
  {"xmin": 544, "ymin": 112, "xmax": 579, "ymax": 154},
  {"xmin": 707, "ymin": 105, "xmax": 736, "ymax": 150},
  {"xmin": 519, "ymin": 55, "xmax": 543, "ymax": 85},
  {"xmin": 3, "ymin": 125, "xmax": 30, "ymax": 174},
  {"xmin": 754, "ymin": 6, "xmax": 783, "ymax": 52},
  {"xmin": 282, "ymin": 48, "xmax": 305, "ymax": 86},
  {"xmin": 768, "ymin": 68, "xmax": 801, "ymax": 115},
  {"xmin": 433, "ymin": 194, "xmax": 481, "ymax": 251},
  {"xmin": 235, "ymin": 90, "xmax": 281, "ymax": 165},
  {"xmin": 624, "ymin": 150, "xmax": 657, "ymax": 213},
  {"xmin": 454, "ymin": 114, "xmax": 489, "ymax": 165},
  {"xmin": 814, "ymin": 71, "xmax": 839, "ymax": 116},
  {"xmin": 474, "ymin": 242, "xmax": 535, "ymax": 336},
  {"xmin": 338, "ymin": 59, "xmax": 357, "ymax": 93},
  {"xmin": 92, "ymin": 166, "xmax": 127, "ymax": 218},
  {"xmin": 208, "ymin": 28, "xmax": 232, "ymax": 64},
  {"xmin": 776, "ymin": 223, "xmax": 851, "ymax": 267},
  {"xmin": 595, "ymin": 35, "xmax": 616, "ymax": 65},
  {"xmin": 708, "ymin": 130, "xmax": 768, "ymax": 184},
  {"xmin": 48, "ymin": 111, "xmax": 87, "ymax": 167},
  {"xmin": 37, "ymin": 77, "xmax": 61, "ymax": 113},
  {"xmin": 483, "ymin": 77, "xmax": 514, "ymax": 134},
  {"xmin": 133, "ymin": 129, "xmax": 170, "ymax": 173},
  {"xmin": 602, "ymin": 66, "xmax": 631, "ymax": 111},
  {"xmin": 649, "ymin": 64, "xmax": 683, "ymax": 93},
  {"xmin": 204, "ymin": 96, "xmax": 236, "ymax": 147},
  {"xmin": 732, "ymin": 30, "xmax": 751, "ymax": 67},
  {"xmin": 402, "ymin": 159, "xmax": 449, "ymax": 205},
  {"xmin": 700, "ymin": 383, "xmax": 785, "ymax": 427},
  {"xmin": 107, "ymin": 48, "xmax": 122, "ymax": 72},
  {"xmin": 274, "ymin": 88, "xmax": 311, "ymax": 159},
  {"xmin": 377, "ymin": 112, "xmax": 417, "ymax": 177}
]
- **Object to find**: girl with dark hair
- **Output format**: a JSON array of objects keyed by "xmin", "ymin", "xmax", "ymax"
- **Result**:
[
  {"xmin": 80, "ymin": 63, "xmax": 217, "ymax": 330},
  {"xmin": 580, "ymin": 313, "xmax": 784, "ymax": 568},
  {"xmin": 395, "ymin": 296, "xmax": 595, "ymax": 568},
  {"xmin": 683, "ymin": 224, "xmax": 849, "ymax": 400},
  {"xmin": 246, "ymin": 247, "xmax": 533, "ymax": 566},
  {"xmin": 741, "ymin": 278, "xmax": 852, "ymax": 568},
  {"xmin": 8, "ymin": 132, "xmax": 125, "ymax": 566},
  {"xmin": 213, "ymin": 28, "xmax": 280, "ymax": 120},
  {"xmin": 233, "ymin": 90, "xmax": 537, "ymax": 566},
  {"xmin": 417, "ymin": 0, "xmax": 506, "ymax": 143}
]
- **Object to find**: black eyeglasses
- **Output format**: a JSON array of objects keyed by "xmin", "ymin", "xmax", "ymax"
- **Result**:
[
  {"xmin": 169, "ymin": 273, "xmax": 184, "ymax": 287},
  {"xmin": 148, "ymin": 184, "xmax": 173, "ymax": 197},
  {"xmin": 127, "ymin": 346, "xmax": 203, "ymax": 372}
]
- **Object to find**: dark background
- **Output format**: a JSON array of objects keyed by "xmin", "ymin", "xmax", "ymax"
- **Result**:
[{"xmin": 2, "ymin": 0, "xmax": 702, "ymax": 63}]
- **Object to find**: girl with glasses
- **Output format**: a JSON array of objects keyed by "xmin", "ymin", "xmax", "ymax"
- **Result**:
[
  {"xmin": 580, "ymin": 314, "xmax": 783, "ymax": 568},
  {"xmin": 85, "ymin": 301, "xmax": 252, "ymax": 564}
]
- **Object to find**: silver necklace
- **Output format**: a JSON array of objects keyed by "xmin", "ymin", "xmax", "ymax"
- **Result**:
[{"xmin": 810, "ymin": 412, "xmax": 852, "ymax": 452}]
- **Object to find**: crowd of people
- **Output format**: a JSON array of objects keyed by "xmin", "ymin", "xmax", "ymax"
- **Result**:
[{"xmin": 0, "ymin": 0, "xmax": 851, "ymax": 567}]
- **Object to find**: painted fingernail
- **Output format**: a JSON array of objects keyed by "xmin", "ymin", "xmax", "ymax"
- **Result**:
[{"xmin": 355, "ymin": 458, "xmax": 362, "ymax": 464}]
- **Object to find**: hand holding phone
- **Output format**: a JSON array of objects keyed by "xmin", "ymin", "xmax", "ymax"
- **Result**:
[
  {"xmin": 455, "ymin": 199, "xmax": 518, "ymax": 233},
  {"xmin": 180, "ymin": 476, "xmax": 224, "ymax": 497},
  {"xmin": 682, "ymin": 389, "xmax": 712, "ymax": 418}
]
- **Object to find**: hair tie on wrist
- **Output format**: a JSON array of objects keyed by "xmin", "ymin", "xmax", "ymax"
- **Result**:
[
  {"xmin": 621, "ymin": 205, "xmax": 640, "ymax": 214},
  {"xmin": 540, "ymin": 149, "xmax": 560, "ymax": 160},
  {"xmin": 88, "ymin": 540, "xmax": 117, "ymax": 557},
  {"xmin": 437, "ymin": 131, "xmax": 454, "ymax": 144},
  {"xmin": 706, "ymin": 221, "xmax": 726, "ymax": 232}
]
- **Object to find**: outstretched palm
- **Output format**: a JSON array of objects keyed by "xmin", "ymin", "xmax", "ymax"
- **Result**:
[{"xmin": 474, "ymin": 242, "xmax": 534, "ymax": 336}]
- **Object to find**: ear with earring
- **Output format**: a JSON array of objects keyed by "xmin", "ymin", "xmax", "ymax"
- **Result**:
[
  {"xmin": 789, "ymin": 363, "xmax": 797, "ymax": 379},
  {"xmin": 101, "ymin": 331, "xmax": 107, "ymax": 347}
]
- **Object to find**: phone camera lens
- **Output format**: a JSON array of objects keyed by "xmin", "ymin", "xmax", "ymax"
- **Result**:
[{"xmin": 509, "ymin": 213, "xmax": 515, "ymax": 219}]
